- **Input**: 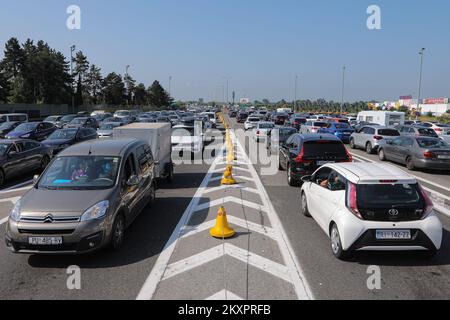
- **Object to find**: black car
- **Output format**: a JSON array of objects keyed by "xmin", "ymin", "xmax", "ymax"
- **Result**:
[
  {"xmin": 229, "ymin": 111, "xmax": 237, "ymax": 118},
  {"xmin": 271, "ymin": 113, "xmax": 290, "ymax": 125},
  {"xmin": 42, "ymin": 127, "xmax": 98, "ymax": 155},
  {"xmin": 279, "ymin": 134, "xmax": 352, "ymax": 186},
  {"xmin": 59, "ymin": 114, "xmax": 81, "ymax": 128},
  {"xmin": 267, "ymin": 126, "xmax": 297, "ymax": 154},
  {"xmin": 288, "ymin": 115, "xmax": 308, "ymax": 130},
  {"xmin": 237, "ymin": 112, "xmax": 249, "ymax": 123},
  {"xmin": 0, "ymin": 122, "xmax": 22, "ymax": 139},
  {"xmin": 0, "ymin": 139, "xmax": 52, "ymax": 187}
]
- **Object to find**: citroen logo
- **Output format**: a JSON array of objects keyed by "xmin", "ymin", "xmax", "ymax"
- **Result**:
[
  {"xmin": 389, "ymin": 209, "xmax": 399, "ymax": 217},
  {"xmin": 44, "ymin": 214, "xmax": 54, "ymax": 223}
]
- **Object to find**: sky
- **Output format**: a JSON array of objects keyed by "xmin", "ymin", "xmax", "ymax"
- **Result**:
[{"xmin": 1, "ymin": 0, "xmax": 449, "ymax": 102}]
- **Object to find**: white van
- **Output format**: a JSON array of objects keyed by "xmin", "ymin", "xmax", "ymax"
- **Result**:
[
  {"xmin": 0, "ymin": 113, "xmax": 29, "ymax": 123},
  {"xmin": 357, "ymin": 111, "xmax": 405, "ymax": 127}
]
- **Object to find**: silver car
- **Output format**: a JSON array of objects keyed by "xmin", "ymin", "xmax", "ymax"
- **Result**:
[
  {"xmin": 350, "ymin": 125, "xmax": 400, "ymax": 154},
  {"xmin": 5, "ymin": 139, "xmax": 156, "ymax": 254}
]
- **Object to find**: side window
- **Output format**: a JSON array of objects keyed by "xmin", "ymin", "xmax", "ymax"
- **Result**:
[
  {"xmin": 122, "ymin": 154, "xmax": 137, "ymax": 187},
  {"xmin": 361, "ymin": 127, "xmax": 368, "ymax": 134},
  {"xmin": 23, "ymin": 141, "xmax": 39, "ymax": 151},
  {"xmin": 136, "ymin": 145, "xmax": 153, "ymax": 174},
  {"xmin": 392, "ymin": 137, "xmax": 403, "ymax": 146},
  {"xmin": 325, "ymin": 171, "xmax": 347, "ymax": 191},
  {"xmin": 312, "ymin": 167, "xmax": 332, "ymax": 185},
  {"xmin": 401, "ymin": 138, "xmax": 413, "ymax": 148},
  {"xmin": 368, "ymin": 128, "xmax": 376, "ymax": 135}
]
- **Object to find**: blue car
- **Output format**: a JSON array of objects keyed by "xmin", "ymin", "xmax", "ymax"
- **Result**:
[
  {"xmin": 318, "ymin": 123, "xmax": 355, "ymax": 143},
  {"xmin": 6, "ymin": 122, "xmax": 57, "ymax": 141}
]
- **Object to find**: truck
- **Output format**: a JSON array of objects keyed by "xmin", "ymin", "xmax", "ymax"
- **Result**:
[
  {"xmin": 357, "ymin": 111, "xmax": 405, "ymax": 127},
  {"xmin": 113, "ymin": 123, "xmax": 174, "ymax": 182}
]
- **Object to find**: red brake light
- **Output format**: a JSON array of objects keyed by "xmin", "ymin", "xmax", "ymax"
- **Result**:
[
  {"xmin": 345, "ymin": 148, "xmax": 353, "ymax": 162},
  {"xmin": 257, "ymin": 130, "xmax": 260, "ymax": 135},
  {"xmin": 295, "ymin": 147, "xmax": 312, "ymax": 164},
  {"xmin": 424, "ymin": 151, "xmax": 434, "ymax": 159},
  {"xmin": 374, "ymin": 135, "xmax": 383, "ymax": 140},
  {"xmin": 347, "ymin": 183, "xmax": 363, "ymax": 219},
  {"xmin": 435, "ymin": 128, "xmax": 443, "ymax": 132},
  {"xmin": 418, "ymin": 185, "xmax": 434, "ymax": 219}
]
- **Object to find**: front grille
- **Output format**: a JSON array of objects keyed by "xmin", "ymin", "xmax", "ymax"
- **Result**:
[
  {"xmin": 19, "ymin": 229, "xmax": 75, "ymax": 235},
  {"xmin": 20, "ymin": 216, "xmax": 80, "ymax": 223},
  {"xmin": 360, "ymin": 208, "xmax": 424, "ymax": 222}
]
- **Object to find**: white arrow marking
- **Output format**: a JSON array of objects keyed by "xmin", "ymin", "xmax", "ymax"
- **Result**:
[{"xmin": 206, "ymin": 290, "xmax": 243, "ymax": 300}]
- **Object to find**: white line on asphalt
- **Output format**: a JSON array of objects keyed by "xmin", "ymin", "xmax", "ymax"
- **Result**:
[
  {"xmin": 136, "ymin": 149, "xmax": 224, "ymax": 301},
  {"xmin": 206, "ymin": 290, "xmax": 243, "ymax": 300},
  {"xmin": 0, "ymin": 217, "xmax": 8, "ymax": 225},
  {"xmin": 351, "ymin": 153, "xmax": 450, "ymax": 193},
  {"xmin": 233, "ymin": 131, "xmax": 314, "ymax": 300},
  {"xmin": 2, "ymin": 180, "xmax": 33, "ymax": 191},
  {"xmin": 202, "ymin": 184, "xmax": 261, "ymax": 195},
  {"xmin": 193, "ymin": 197, "xmax": 268, "ymax": 214}
]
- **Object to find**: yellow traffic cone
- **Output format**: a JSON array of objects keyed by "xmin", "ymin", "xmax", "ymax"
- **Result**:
[
  {"xmin": 221, "ymin": 165, "xmax": 236, "ymax": 185},
  {"xmin": 210, "ymin": 207, "xmax": 236, "ymax": 239}
]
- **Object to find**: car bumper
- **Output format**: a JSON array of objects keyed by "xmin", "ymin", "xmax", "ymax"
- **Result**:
[
  {"xmin": 5, "ymin": 218, "xmax": 111, "ymax": 255},
  {"xmin": 332, "ymin": 210, "xmax": 443, "ymax": 252},
  {"xmin": 413, "ymin": 158, "xmax": 450, "ymax": 170}
]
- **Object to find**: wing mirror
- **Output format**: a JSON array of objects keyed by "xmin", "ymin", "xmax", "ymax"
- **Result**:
[
  {"xmin": 301, "ymin": 175, "xmax": 312, "ymax": 183},
  {"xmin": 33, "ymin": 174, "xmax": 40, "ymax": 184},
  {"xmin": 8, "ymin": 151, "xmax": 18, "ymax": 158},
  {"xmin": 126, "ymin": 175, "xmax": 140, "ymax": 187}
]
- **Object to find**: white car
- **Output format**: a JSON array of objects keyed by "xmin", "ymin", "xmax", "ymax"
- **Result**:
[
  {"xmin": 421, "ymin": 122, "xmax": 450, "ymax": 136},
  {"xmin": 300, "ymin": 163, "xmax": 442, "ymax": 260},
  {"xmin": 253, "ymin": 122, "xmax": 275, "ymax": 142},
  {"xmin": 244, "ymin": 117, "xmax": 261, "ymax": 131}
]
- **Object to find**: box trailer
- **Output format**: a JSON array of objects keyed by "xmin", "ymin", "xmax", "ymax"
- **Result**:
[
  {"xmin": 357, "ymin": 111, "xmax": 405, "ymax": 127},
  {"xmin": 113, "ymin": 123, "xmax": 174, "ymax": 182}
]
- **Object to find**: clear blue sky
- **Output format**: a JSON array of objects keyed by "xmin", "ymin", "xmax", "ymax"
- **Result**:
[{"xmin": 1, "ymin": 0, "xmax": 449, "ymax": 102}]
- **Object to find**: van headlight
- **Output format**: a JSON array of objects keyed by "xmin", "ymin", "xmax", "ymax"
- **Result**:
[
  {"xmin": 10, "ymin": 200, "xmax": 22, "ymax": 222},
  {"xmin": 80, "ymin": 201, "xmax": 109, "ymax": 222}
]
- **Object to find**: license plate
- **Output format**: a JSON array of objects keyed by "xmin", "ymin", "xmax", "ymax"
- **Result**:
[
  {"xmin": 317, "ymin": 161, "xmax": 335, "ymax": 166},
  {"xmin": 438, "ymin": 155, "xmax": 450, "ymax": 159},
  {"xmin": 28, "ymin": 237, "xmax": 63, "ymax": 245},
  {"xmin": 376, "ymin": 230, "xmax": 411, "ymax": 240}
]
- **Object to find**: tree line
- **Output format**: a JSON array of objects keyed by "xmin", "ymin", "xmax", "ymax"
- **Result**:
[{"xmin": 0, "ymin": 37, "xmax": 172, "ymax": 108}]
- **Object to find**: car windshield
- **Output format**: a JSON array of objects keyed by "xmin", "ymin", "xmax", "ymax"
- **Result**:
[
  {"xmin": 313, "ymin": 122, "xmax": 327, "ymax": 127},
  {"xmin": 48, "ymin": 129, "xmax": 78, "ymax": 140},
  {"xmin": 38, "ymin": 156, "xmax": 120, "ymax": 190},
  {"xmin": 357, "ymin": 184, "xmax": 421, "ymax": 208},
  {"xmin": 61, "ymin": 115, "xmax": 76, "ymax": 122},
  {"xmin": 0, "ymin": 143, "xmax": 9, "ymax": 155},
  {"xmin": 259, "ymin": 123, "xmax": 274, "ymax": 129},
  {"xmin": 279, "ymin": 128, "xmax": 297, "ymax": 137},
  {"xmin": 378, "ymin": 129, "xmax": 400, "ymax": 136},
  {"xmin": 14, "ymin": 123, "xmax": 38, "ymax": 132},
  {"xmin": 45, "ymin": 116, "xmax": 60, "ymax": 122},
  {"xmin": 417, "ymin": 138, "xmax": 448, "ymax": 149},
  {"xmin": 116, "ymin": 112, "xmax": 130, "ymax": 117}
]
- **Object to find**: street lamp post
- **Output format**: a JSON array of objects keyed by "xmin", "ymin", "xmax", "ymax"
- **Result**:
[
  {"xmin": 340, "ymin": 66, "xmax": 346, "ymax": 115},
  {"xmin": 417, "ymin": 48, "xmax": 426, "ymax": 118},
  {"xmin": 294, "ymin": 75, "xmax": 298, "ymax": 112},
  {"xmin": 125, "ymin": 65, "xmax": 130, "ymax": 107},
  {"xmin": 70, "ymin": 45, "xmax": 76, "ymax": 113}
]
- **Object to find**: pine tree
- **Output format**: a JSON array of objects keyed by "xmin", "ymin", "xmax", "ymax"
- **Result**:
[{"xmin": 147, "ymin": 80, "xmax": 170, "ymax": 108}]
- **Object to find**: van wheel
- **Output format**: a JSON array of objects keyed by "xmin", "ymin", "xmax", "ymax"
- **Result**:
[
  {"xmin": 406, "ymin": 157, "xmax": 415, "ymax": 171},
  {"xmin": 349, "ymin": 139, "xmax": 356, "ymax": 149},
  {"xmin": 366, "ymin": 142, "xmax": 373, "ymax": 154},
  {"xmin": 0, "ymin": 168, "xmax": 5, "ymax": 187},
  {"xmin": 378, "ymin": 149, "xmax": 386, "ymax": 161},
  {"xmin": 40, "ymin": 156, "xmax": 50, "ymax": 171},
  {"xmin": 330, "ymin": 224, "xmax": 349, "ymax": 260},
  {"xmin": 110, "ymin": 214, "xmax": 125, "ymax": 251},
  {"xmin": 148, "ymin": 182, "xmax": 156, "ymax": 206},
  {"xmin": 301, "ymin": 192, "xmax": 311, "ymax": 217}
]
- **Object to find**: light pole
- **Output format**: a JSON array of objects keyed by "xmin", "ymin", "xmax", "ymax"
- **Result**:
[
  {"xmin": 222, "ymin": 77, "xmax": 231, "ymax": 105},
  {"xmin": 417, "ymin": 48, "xmax": 426, "ymax": 118},
  {"xmin": 125, "ymin": 65, "xmax": 130, "ymax": 107},
  {"xmin": 340, "ymin": 66, "xmax": 346, "ymax": 115},
  {"xmin": 70, "ymin": 45, "xmax": 76, "ymax": 113},
  {"xmin": 294, "ymin": 75, "xmax": 298, "ymax": 112}
]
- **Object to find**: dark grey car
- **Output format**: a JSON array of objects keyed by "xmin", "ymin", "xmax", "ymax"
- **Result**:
[
  {"xmin": 0, "ymin": 139, "xmax": 52, "ymax": 187},
  {"xmin": 5, "ymin": 139, "xmax": 156, "ymax": 254},
  {"xmin": 378, "ymin": 136, "xmax": 450, "ymax": 171}
]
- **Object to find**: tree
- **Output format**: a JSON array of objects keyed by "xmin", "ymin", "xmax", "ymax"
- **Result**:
[
  {"xmin": 85, "ymin": 64, "xmax": 103, "ymax": 104},
  {"xmin": 124, "ymin": 73, "xmax": 136, "ymax": 105},
  {"xmin": 0, "ymin": 64, "xmax": 9, "ymax": 103},
  {"xmin": 147, "ymin": 80, "xmax": 171, "ymax": 108},
  {"xmin": 102, "ymin": 72, "xmax": 125, "ymax": 105},
  {"xmin": 74, "ymin": 74, "xmax": 83, "ymax": 107},
  {"xmin": 2, "ymin": 37, "xmax": 24, "ymax": 79},
  {"xmin": 73, "ymin": 51, "xmax": 89, "ymax": 81},
  {"xmin": 133, "ymin": 83, "xmax": 148, "ymax": 105}
]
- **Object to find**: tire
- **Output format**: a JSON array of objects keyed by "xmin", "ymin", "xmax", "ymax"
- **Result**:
[
  {"xmin": 349, "ymin": 139, "xmax": 356, "ymax": 149},
  {"xmin": 330, "ymin": 224, "xmax": 349, "ymax": 260},
  {"xmin": 406, "ymin": 157, "xmax": 415, "ymax": 171},
  {"xmin": 366, "ymin": 142, "xmax": 373, "ymax": 154},
  {"xmin": 40, "ymin": 156, "xmax": 50, "ymax": 171},
  {"xmin": 300, "ymin": 192, "xmax": 311, "ymax": 217},
  {"xmin": 378, "ymin": 148, "xmax": 386, "ymax": 161},
  {"xmin": 287, "ymin": 163, "xmax": 298, "ymax": 187},
  {"xmin": 0, "ymin": 168, "xmax": 5, "ymax": 187},
  {"xmin": 109, "ymin": 214, "xmax": 125, "ymax": 251},
  {"xmin": 166, "ymin": 163, "xmax": 174, "ymax": 183}
]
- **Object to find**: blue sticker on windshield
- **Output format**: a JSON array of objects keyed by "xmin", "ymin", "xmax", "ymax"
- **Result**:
[{"xmin": 53, "ymin": 179, "xmax": 71, "ymax": 184}]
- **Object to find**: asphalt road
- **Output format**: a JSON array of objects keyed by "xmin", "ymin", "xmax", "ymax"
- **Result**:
[
  {"xmin": 0, "ymin": 162, "xmax": 211, "ymax": 300},
  {"xmin": 229, "ymin": 116, "xmax": 450, "ymax": 300}
]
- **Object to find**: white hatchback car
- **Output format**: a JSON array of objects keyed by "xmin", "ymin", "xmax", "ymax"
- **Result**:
[
  {"xmin": 253, "ymin": 122, "xmax": 275, "ymax": 142},
  {"xmin": 244, "ymin": 117, "xmax": 261, "ymax": 131},
  {"xmin": 300, "ymin": 163, "xmax": 442, "ymax": 260}
]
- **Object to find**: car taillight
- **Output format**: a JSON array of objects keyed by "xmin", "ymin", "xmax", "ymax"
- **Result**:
[
  {"xmin": 257, "ymin": 130, "xmax": 260, "ymax": 135},
  {"xmin": 374, "ymin": 135, "xmax": 383, "ymax": 140},
  {"xmin": 347, "ymin": 183, "xmax": 363, "ymax": 219},
  {"xmin": 418, "ymin": 185, "xmax": 434, "ymax": 219},
  {"xmin": 295, "ymin": 147, "xmax": 312, "ymax": 164},
  {"xmin": 435, "ymin": 128, "xmax": 443, "ymax": 132},
  {"xmin": 424, "ymin": 151, "xmax": 435, "ymax": 159},
  {"xmin": 345, "ymin": 148, "xmax": 353, "ymax": 162}
]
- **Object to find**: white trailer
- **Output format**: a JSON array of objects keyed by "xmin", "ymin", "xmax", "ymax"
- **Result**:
[
  {"xmin": 113, "ymin": 123, "xmax": 174, "ymax": 182},
  {"xmin": 357, "ymin": 111, "xmax": 405, "ymax": 127}
]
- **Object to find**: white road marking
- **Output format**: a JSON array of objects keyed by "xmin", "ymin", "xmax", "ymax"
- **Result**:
[
  {"xmin": 202, "ymin": 185, "xmax": 260, "ymax": 195},
  {"xmin": 0, "ymin": 217, "xmax": 8, "ymax": 225},
  {"xmin": 1, "ymin": 180, "xmax": 33, "ymax": 192},
  {"xmin": 210, "ymin": 175, "xmax": 254, "ymax": 183},
  {"xmin": 162, "ymin": 244, "xmax": 293, "ymax": 284},
  {"xmin": 193, "ymin": 197, "xmax": 268, "ymax": 214},
  {"xmin": 206, "ymin": 290, "xmax": 243, "ymax": 300}
]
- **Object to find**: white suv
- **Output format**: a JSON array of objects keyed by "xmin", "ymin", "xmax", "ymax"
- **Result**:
[
  {"xmin": 300, "ymin": 163, "xmax": 442, "ymax": 260},
  {"xmin": 244, "ymin": 117, "xmax": 260, "ymax": 131}
]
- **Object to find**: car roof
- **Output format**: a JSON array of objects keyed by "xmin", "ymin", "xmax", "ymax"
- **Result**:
[
  {"xmin": 58, "ymin": 139, "xmax": 140, "ymax": 157},
  {"xmin": 325, "ymin": 163, "xmax": 417, "ymax": 184},
  {"xmin": 296, "ymin": 133, "xmax": 341, "ymax": 142}
]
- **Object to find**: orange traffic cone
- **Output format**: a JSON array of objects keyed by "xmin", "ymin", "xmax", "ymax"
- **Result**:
[{"xmin": 210, "ymin": 207, "xmax": 235, "ymax": 239}]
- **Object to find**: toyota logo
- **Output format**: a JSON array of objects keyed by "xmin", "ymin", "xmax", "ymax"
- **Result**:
[{"xmin": 389, "ymin": 209, "xmax": 399, "ymax": 217}]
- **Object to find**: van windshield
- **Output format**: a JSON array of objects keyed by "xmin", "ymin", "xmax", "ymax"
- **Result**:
[{"xmin": 38, "ymin": 156, "xmax": 120, "ymax": 190}]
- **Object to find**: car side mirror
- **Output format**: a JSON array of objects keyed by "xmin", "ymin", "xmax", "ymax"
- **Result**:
[
  {"xmin": 33, "ymin": 174, "xmax": 40, "ymax": 184},
  {"xmin": 126, "ymin": 175, "xmax": 140, "ymax": 187},
  {"xmin": 301, "ymin": 175, "xmax": 312, "ymax": 183},
  {"xmin": 8, "ymin": 151, "xmax": 18, "ymax": 158}
]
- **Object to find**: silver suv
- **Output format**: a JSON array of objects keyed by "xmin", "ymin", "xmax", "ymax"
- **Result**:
[
  {"xmin": 5, "ymin": 139, "xmax": 156, "ymax": 254},
  {"xmin": 350, "ymin": 126, "xmax": 400, "ymax": 154}
]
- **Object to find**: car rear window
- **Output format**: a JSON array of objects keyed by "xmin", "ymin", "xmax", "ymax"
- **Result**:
[
  {"xmin": 313, "ymin": 122, "xmax": 327, "ymax": 127},
  {"xmin": 378, "ymin": 129, "xmax": 400, "ymax": 136},
  {"xmin": 357, "ymin": 184, "xmax": 421, "ymax": 208},
  {"xmin": 303, "ymin": 141, "xmax": 347, "ymax": 157},
  {"xmin": 416, "ymin": 138, "xmax": 448, "ymax": 149},
  {"xmin": 418, "ymin": 128, "xmax": 438, "ymax": 136}
]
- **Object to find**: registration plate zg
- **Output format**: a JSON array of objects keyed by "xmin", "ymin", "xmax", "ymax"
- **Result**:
[
  {"xmin": 28, "ymin": 237, "xmax": 63, "ymax": 246},
  {"xmin": 376, "ymin": 230, "xmax": 411, "ymax": 240}
]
